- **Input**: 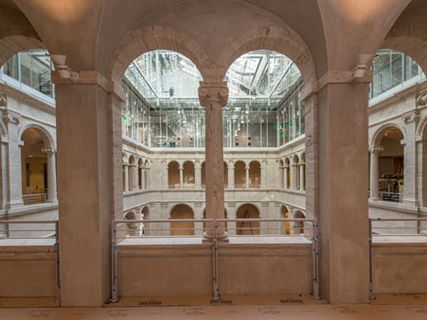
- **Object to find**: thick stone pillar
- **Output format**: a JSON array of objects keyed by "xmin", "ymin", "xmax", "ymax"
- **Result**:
[
  {"xmin": 369, "ymin": 147, "xmax": 381, "ymax": 200},
  {"xmin": 315, "ymin": 80, "xmax": 370, "ymax": 303},
  {"xmin": 44, "ymin": 148, "xmax": 57, "ymax": 203},
  {"xmin": 162, "ymin": 160, "xmax": 168, "ymax": 189},
  {"xmin": 55, "ymin": 74, "xmax": 123, "ymax": 306},
  {"xmin": 195, "ymin": 161, "xmax": 201, "ymax": 189},
  {"xmin": 198, "ymin": 81, "xmax": 228, "ymax": 238},
  {"xmin": 123, "ymin": 165, "xmax": 129, "ymax": 192},
  {"xmin": 140, "ymin": 166, "xmax": 145, "ymax": 190}
]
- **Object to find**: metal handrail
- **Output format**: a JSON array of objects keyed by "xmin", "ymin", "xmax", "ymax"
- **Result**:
[{"xmin": 111, "ymin": 217, "xmax": 320, "ymax": 303}]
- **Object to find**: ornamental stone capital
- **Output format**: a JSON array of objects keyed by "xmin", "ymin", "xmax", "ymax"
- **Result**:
[
  {"xmin": 198, "ymin": 81, "xmax": 229, "ymax": 109},
  {"xmin": 370, "ymin": 145, "xmax": 383, "ymax": 153}
]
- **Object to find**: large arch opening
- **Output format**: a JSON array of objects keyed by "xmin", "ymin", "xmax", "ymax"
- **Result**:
[
  {"xmin": 20, "ymin": 127, "xmax": 55, "ymax": 205},
  {"xmin": 234, "ymin": 161, "xmax": 246, "ymax": 188},
  {"xmin": 249, "ymin": 161, "xmax": 261, "ymax": 188},
  {"xmin": 170, "ymin": 204, "xmax": 194, "ymax": 236},
  {"xmin": 373, "ymin": 126, "xmax": 404, "ymax": 203},
  {"xmin": 281, "ymin": 205, "xmax": 291, "ymax": 235},
  {"xmin": 235, "ymin": 203, "xmax": 260, "ymax": 235},
  {"xmin": 168, "ymin": 161, "xmax": 180, "ymax": 189},
  {"xmin": 182, "ymin": 161, "xmax": 195, "ymax": 189}
]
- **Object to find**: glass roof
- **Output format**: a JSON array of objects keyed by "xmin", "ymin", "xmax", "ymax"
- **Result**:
[
  {"xmin": 225, "ymin": 50, "xmax": 301, "ymax": 99},
  {"xmin": 125, "ymin": 49, "xmax": 301, "ymax": 101}
]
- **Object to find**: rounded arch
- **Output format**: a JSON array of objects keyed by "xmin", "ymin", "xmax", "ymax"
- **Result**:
[
  {"xmin": 0, "ymin": 36, "xmax": 45, "ymax": 66},
  {"xmin": 293, "ymin": 210, "xmax": 306, "ymax": 235},
  {"xmin": 281, "ymin": 204, "xmax": 291, "ymax": 235},
  {"xmin": 218, "ymin": 25, "xmax": 316, "ymax": 84},
  {"xmin": 382, "ymin": 37, "xmax": 427, "ymax": 77},
  {"xmin": 234, "ymin": 160, "xmax": 247, "ymax": 188},
  {"xmin": 170, "ymin": 203, "xmax": 194, "ymax": 236},
  {"xmin": 416, "ymin": 115, "xmax": 427, "ymax": 140},
  {"xmin": 292, "ymin": 154, "xmax": 300, "ymax": 165},
  {"xmin": 248, "ymin": 160, "xmax": 261, "ymax": 188},
  {"xmin": 124, "ymin": 211, "xmax": 141, "ymax": 236},
  {"xmin": 128, "ymin": 155, "xmax": 136, "ymax": 165},
  {"xmin": 235, "ymin": 203, "xmax": 260, "ymax": 235},
  {"xmin": 110, "ymin": 26, "xmax": 209, "ymax": 81},
  {"xmin": 168, "ymin": 161, "xmax": 180, "ymax": 189},
  {"xmin": 182, "ymin": 161, "xmax": 195, "ymax": 188},
  {"xmin": 372, "ymin": 124, "xmax": 405, "ymax": 147},
  {"xmin": 140, "ymin": 205, "xmax": 150, "ymax": 235},
  {"xmin": 19, "ymin": 124, "xmax": 54, "ymax": 150}
]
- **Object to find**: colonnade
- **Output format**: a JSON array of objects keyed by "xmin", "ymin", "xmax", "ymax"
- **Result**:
[
  {"xmin": 122, "ymin": 157, "xmax": 149, "ymax": 192},
  {"xmin": 280, "ymin": 156, "xmax": 305, "ymax": 191}
]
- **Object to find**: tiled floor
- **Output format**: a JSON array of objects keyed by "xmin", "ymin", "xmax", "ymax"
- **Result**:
[{"xmin": 0, "ymin": 304, "xmax": 427, "ymax": 320}]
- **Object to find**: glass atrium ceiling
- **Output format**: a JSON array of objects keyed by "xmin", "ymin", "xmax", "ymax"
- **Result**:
[
  {"xmin": 122, "ymin": 50, "xmax": 304, "ymax": 148},
  {"xmin": 125, "ymin": 50, "xmax": 301, "ymax": 100}
]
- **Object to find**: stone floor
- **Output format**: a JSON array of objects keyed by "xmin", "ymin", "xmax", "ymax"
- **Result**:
[{"xmin": 0, "ymin": 304, "xmax": 427, "ymax": 320}]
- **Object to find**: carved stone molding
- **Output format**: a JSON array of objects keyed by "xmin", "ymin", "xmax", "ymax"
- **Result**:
[
  {"xmin": 370, "ymin": 145, "xmax": 384, "ymax": 153},
  {"xmin": 198, "ymin": 81, "xmax": 229, "ymax": 109},
  {"xmin": 416, "ymin": 91, "xmax": 427, "ymax": 107},
  {"xmin": 401, "ymin": 110, "xmax": 419, "ymax": 124}
]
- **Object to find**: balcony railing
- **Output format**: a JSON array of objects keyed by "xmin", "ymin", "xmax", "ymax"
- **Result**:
[
  {"xmin": 111, "ymin": 217, "xmax": 320, "ymax": 302},
  {"xmin": 22, "ymin": 192, "xmax": 48, "ymax": 205},
  {"xmin": 378, "ymin": 191, "xmax": 401, "ymax": 203}
]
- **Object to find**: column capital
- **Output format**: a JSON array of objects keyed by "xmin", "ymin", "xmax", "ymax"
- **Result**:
[
  {"xmin": 41, "ymin": 147, "xmax": 56, "ymax": 155},
  {"xmin": 198, "ymin": 81, "xmax": 229, "ymax": 108},
  {"xmin": 370, "ymin": 145, "xmax": 383, "ymax": 153}
]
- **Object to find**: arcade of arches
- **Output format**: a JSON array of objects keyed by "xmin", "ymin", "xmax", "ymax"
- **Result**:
[{"xmin": 0, "ymin": 0, "xmax": 427, "ymax": 312}]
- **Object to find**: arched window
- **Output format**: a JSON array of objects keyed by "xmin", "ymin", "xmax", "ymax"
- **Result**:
[
  {"xmin": 373, "ymin": 126, "xmax": 404, "ymax": 202},
  {"xmin": 236, "ymin": 203, "xmax": 260, "ymax": 235},
  {"xmin": 281, "ymin": 205, "xmax": 291, "ymax": 235},
  {"xmin": 183, "ymin": 161, "xmax": 195, "ymax": 189},
  {"xmin": 168, "ymin": 161, "xmax": 180, "ymax": 189},
  {"xmin": 234, "ymin": 161, "xmax": 246, "ymax": 188},
  {"xmin": 141, "ymin": 206, "xmax": 150, "ymax": 235},
  {"xmin": 21, "ymin": 127, "xmax": 55, "ymax": 205},
  {"xmin": 293, "ymin": 211, "xmax": 306, "ymax": 235},
  {"xmin": 249, "ymin": 161, "xmax": 261, "ymax": 188},
  {"xmin": 170, "ymin": 204, "xmax": 194, "ymax": 236}
]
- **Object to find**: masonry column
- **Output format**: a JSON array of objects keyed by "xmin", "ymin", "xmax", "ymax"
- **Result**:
[
  {"xmin": 245, "ymin": 164, "xmax": 250, "ymax": 188},
  {"xmin": 55, "ymin": 72, "xmax": 124, "ymax": 306},
  {"xmin": 132, "ymin": 163, "xmax": 138, "ymax": 191},
  {"xmin": 44, "ymin": 147, "xmax": 57, "ymax": 203},
  {"xmin": 290, "ymin": 162, "xmax": 296, "ymax": 190},
  {"xmin": 179, "ymin": 162, "xmax": 184, "ymax": 189},
  {"xmin": 198, "ymin": 81, "xmax": 228, "ymax": 238},
  {"xmin": 299, "ymin": 163, "xmax": 305, "ymax": 191},
  {"xmin": 228, "ymin": 160, "xmax": 234, "ymax": 189},
  {"xmin": 315, "ymin": 77, "xmax": 370, "ymax": 303},
  {"xmin": 283, "ymin": 162, "xmax": 288, "ymax": 190},
  {"xmin": 195, "ymin": 160, "xmax": 201, "ymax": 189},
  {"xmin": 402, "ymin": 115, "xmax": 418, "ymax": 206},
  {"xmin": 123, "ymin": 164, "xmax": 129, "ymax": 192},
  {"xmin": 369, "ymin": 146, "xmax": 381, "ymax": 200}
]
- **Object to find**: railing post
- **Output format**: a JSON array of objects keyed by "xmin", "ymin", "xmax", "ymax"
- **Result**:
[
  {"xmin": 111, "ymin": 220, "xmax": 119, "ymax": 303},
  {"xmin": 54, "ymin": 220, "xmax": 61, "ymax": 305},
  {"xmin": 311, "ymin": 219, "xmax": 320, "ymax": 299},
  {"xmin": 368, "ymin": 218, "xmax": 375, "ymax": 299}
]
